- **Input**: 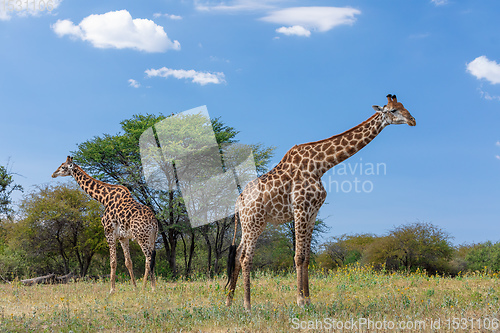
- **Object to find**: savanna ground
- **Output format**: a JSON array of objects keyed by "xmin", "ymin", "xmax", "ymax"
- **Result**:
[{"xmin": 1, "ymin": 265, "xmax": 500, "ymax": 332}]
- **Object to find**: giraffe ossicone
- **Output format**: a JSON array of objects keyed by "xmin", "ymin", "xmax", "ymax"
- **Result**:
[
  {"xmin": 226, "ymin": 94, "xmax": 416, "ymax": 311},
  {"xmin": 52, "ymin": 156, "xmax": 158, "ymax": 293}
]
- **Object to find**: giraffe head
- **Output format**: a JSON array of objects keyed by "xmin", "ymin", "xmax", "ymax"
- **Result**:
[
  {"xmin": 372, "ymin": 94, "xmax": 416, "ymax": 126},
  {"xmin": 52, "ymin": 156, "xmax": 75, "ymax": 178}
]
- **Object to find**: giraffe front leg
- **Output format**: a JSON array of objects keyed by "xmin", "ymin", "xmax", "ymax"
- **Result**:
[
  {"xmin": 302, "ymin": 250, "xmax": 312, "ymax": 305},
  {"xmin": 295, "ymin": 250, "xmax": 306, "ymax": 307},
  {"xmin": 120, "ymin": 238, "xmax": 137, "ymax": 288},
  {"xmin": 108, "ymin": 239, "xmax": 117, "ymax": 294},
  {"xmin": 302, "ymin": 213, "xmax": 317, "ymax": 305},
  {"xmin": 138, "ymin": 241, "xmax": 155, "ymax": 292},
  {"xmin": 294, "ymin": 211, "xmax": 316, "ymax": 307},
  {"xmin": 242, "ymin": 241, "xmax": 258, "ymax": 312}
]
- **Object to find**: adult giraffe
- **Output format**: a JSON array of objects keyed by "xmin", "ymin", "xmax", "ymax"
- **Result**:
[
  {"xmin": 52, "ymin": 156, "xmax": 158, "ymax": 293},
  {"xmin": 226, "ymin": 94, "xmax": 416, "ymax": 311}
]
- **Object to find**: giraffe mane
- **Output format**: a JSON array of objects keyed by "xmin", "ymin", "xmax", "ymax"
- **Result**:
[
  {"xmin": 74, "ymin": 164, "xmax": 132, "ymax": 193},
  {"xmin": 299, "ymin": 113, "xmax": 379, "ymax": 147}
]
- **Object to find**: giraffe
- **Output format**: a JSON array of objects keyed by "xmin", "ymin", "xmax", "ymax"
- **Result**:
[
  {"xmin": 226, "ymin": 94, "xmax": 416, "ymax": 311},
  {"xmin": 52, "ymin": 156, "xmax": 158, "ymax": 293}
]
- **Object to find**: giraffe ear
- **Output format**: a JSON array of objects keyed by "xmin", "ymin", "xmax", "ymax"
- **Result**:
[{"xmin": 372, "ymin": 105, "xmax": 384, "ymax": 113}]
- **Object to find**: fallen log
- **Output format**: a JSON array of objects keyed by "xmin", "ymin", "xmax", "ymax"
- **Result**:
[
  {"xmin": 21, "ymin": 273, "xmax": 56, "ymax": 286},
  {"xmin": 56, "ymin": 272, "xmax": 74, "ymax": 284},
  {"xmin": 21, "ymin": 272, "xmax": 76, "ymax": 286}
]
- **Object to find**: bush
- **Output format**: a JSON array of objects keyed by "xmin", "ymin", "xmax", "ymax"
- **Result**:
[
  {"xmin": 363, "ymin": 222, "xmax": 454, "ymax": 274},
  {"xmin": 465, "ymin": 241, "xmax": 500, "ymax": 272}
]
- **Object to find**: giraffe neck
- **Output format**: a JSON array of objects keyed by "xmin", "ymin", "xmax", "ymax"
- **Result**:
[
  {"xmin": 71, "ymin": 165, "xmax": 117, "ymax": 206},
  {"xmin": 309, "ymin": 112, "xmax": 388, "ymax": 177}
]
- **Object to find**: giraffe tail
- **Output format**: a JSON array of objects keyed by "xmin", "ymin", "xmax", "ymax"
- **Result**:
[{"xmin": 225, "ymin": 205, "xmax": 240, "ymax": 289}]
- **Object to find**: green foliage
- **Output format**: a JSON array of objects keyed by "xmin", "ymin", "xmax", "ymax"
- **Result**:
[
  {"xmin": 71, "ymin": 112, "xmax": 275, "ymax": 278},
  {"xmin": 317, "ymin": 233, "xmax": 376, "ymax": 269},
  {"xmin": 465, "ymin": 241, "xmax": 500, "ymax": 272},
  {"xmin": 1, "ymin": 183, "xmax": 107, "ymax": 278},
  {"xmin": 363, "ymin": 222, "xmax": 454, "ymax": 274},
  {"xmin": 0, "ymin": 164, "xmax": 23, "ymax": 218},
  {"xmin": 253, "ymin": 224, "xmax": 295, "ymax": 270},
  {"xmin": 252, "ymin": 218, "xmax": 329, "ymax": 271}
]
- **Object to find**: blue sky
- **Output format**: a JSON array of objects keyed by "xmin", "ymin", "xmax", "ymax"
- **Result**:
[{"xmin": 1, "ymin": 0, "xmax": 500, "ymax": 245}]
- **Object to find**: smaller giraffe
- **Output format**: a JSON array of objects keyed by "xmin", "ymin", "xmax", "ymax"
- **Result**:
[{"xmin": 52, "ymin": 156, "xmax": 158, "ymax": 293}]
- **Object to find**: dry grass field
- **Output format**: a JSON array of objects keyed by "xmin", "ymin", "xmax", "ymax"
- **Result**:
[{"xmin": 1, "ymin": 265, "xmax": 500, "ymax": 332}]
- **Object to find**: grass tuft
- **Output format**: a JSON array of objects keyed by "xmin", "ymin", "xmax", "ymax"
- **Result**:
[{"xmin": 1, "ymin": 266, "xmax": 499, "ymax": 332}]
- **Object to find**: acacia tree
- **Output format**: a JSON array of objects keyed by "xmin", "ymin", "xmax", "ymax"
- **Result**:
[
  {"xmin": 317, "ymin": 233, "xmax": 376, "ymax": 269},
  {"xmin": 364, "ymin": 222, "xmax": 454, "ymax": 273},
  {"xmin": 465, "ymin": 241, "xmax": 500, "ymax": 272},
  {"xmin": 11, "ymin": 184, "xmax": 106, "ymax": 276},
  {"xmin": 72, "ymin": 113, "xmax": 274, "ymax": 277}
]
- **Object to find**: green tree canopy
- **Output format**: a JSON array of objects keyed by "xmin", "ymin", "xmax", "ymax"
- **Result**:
[
  {"xmin": 7, "ymin": 183, "xmax": 106, "ymax": 277},
  {"xmin": 465, "ymin": 241, "xmax": 500, "ymax": 272},
  {"xmin": 317, "ymin": 233, "xmax": 376, "ymax": 269},
  {"xmin": 364, "ymin": 222, "xmax": 454, "ymax": 274},
  {"xmin": 71, "ymin": 113, "xmax": 275, "ymax": 277},
  {"xmin": 0, "ymin": 164, "xmax": 23, "ymax": 218}
]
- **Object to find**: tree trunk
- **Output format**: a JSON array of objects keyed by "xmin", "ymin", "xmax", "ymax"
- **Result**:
[
  {"xmin": 157, "ymin": 218, "xmax": 170, "ymax": 268},
  {"xmin": 167, "ymin": 190, "xmax": 178, "ymax": 277},
  {"xmin": 82, "ymin": 253, "xmax": 94, "ymax": 277},
  {"xmin": 186, "ymin": 229, "xmax": 195, "ymax": 277},
  {"xmin": 168, "ymin": 228, "xmax": 178, "ymax": 277},
  {"xmin": 201, "ymin": 226, "xmax": 212, "ymax": 277},
  {"xmin": 213, "ymin": 217, "xmax": 232, "ymax": 275},
  {"xmin": 55, "ymin": 230, "xmax": 69, "ymax": 274}
]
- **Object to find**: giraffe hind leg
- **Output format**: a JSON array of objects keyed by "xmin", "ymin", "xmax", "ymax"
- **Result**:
[
  {"xmin": 226, "ymin": 243, "xmax": 244, "ymax": 307},
  {"xmin": 120, "ymin": 238, "xmax": 137, "ymax": 288},
  {"xmin": 138, "ymin": 241, "xmax": 155, "ymax": 291},
  {"xmin": 149, "ymin": 249, "xmax": 156, "ymax": 290}
]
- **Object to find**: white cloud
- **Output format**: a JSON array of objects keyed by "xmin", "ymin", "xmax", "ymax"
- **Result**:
[
  {"xmin": 496, "ymin": 141, "xmax": 500, "ymax": 147},
  {"xmin": 1, "ymin": 0, "xmax": 62, "ymax": 20},
  {"xmin": 128, "ymin": 79, "xmax": 140, "ymax": 88},
  {"xmin": 261, "ymin": 7, "xmax": 361, "ymax": 35},
  {"xmin": 466, "ymin": 56, "xmax": 500, "ymax": 85},
  {"xmin": 195, "ymin": 0, "xmax": 278, "ymax": 12},
  {"xmin": 496, "ymin": 155, "xmax": 500, "ymax": 160},
  {"xmin": 480, "ymin": 89, "xmax": 500, "ymax": 101},
  {"xmin": 0, "ymin": 10, "xmax": 11, "ymax": 21},
  {"xmin": 153, "ymin": 13, "xmax": 182, "ymax": 20},
  {"xmin": 145, "ymin": 67, "xmax": 226, "ymax": 85},
  {"xmin": 431, "ymin": 0, "xmax": 448, "ymax": 6},
  {"xmin": 51, "ymin": 10, "xmax": 180, "ymax": 52},
  {"xmin": 276, "ymin": 25, "xmax": 310, "ymax": 37}
]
